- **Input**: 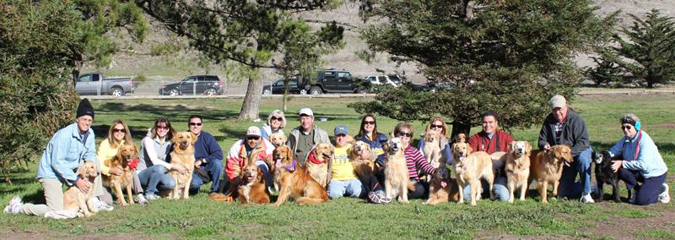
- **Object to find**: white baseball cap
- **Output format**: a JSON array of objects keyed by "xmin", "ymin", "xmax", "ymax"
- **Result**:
[
  {"xmin": 550, "ymin": 95, "xmax": 567, "ymax": 109},
  {"xmin": 246, "ymin": 126, "xmax": 261, "ymax": 137},
  {"xmin": 299, "ymin": 108, "xmax": 314, "ymax": 117}
]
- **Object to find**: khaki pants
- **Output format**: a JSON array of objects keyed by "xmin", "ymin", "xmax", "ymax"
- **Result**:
[{"xmin": 19, "ymin": 176, "xmax": 104, "ymax": 217}]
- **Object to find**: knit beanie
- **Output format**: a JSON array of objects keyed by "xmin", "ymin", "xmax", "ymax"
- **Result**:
[{"xmin": 76, "ymin": 98, "xmax": 95, "ymax": 119}]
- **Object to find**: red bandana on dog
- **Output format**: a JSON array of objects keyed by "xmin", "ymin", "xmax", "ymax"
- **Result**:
[
  {"xmin": 129, "ymin": 157, "xmax": 140, "ymax": 170},
  {"xmin": 307, "ymin": 149, "xmax": 324, "ymax": 164}
]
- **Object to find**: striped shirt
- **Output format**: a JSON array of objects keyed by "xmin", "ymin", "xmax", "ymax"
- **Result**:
[{"xmin": 404, "ymin": 145, "xmax": 435, "ymax": 180}]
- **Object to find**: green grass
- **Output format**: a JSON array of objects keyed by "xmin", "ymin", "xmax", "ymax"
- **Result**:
[{"xmin": 1, "ymin": 95, "xmax": 674, "ymax": 239}]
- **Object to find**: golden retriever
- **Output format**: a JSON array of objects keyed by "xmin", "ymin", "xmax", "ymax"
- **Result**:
[
  {"xmin": 424, "ymin": 164, "xmax": 459, "ymax": 205},
  {"xmin": 305, "ymin": 143, "xmax": 333, "ymax": 188},
  {"xmin": 272, "ymin": 146, "xmax": 328, "ymax": 206},
  {"xmin": 269, "ymin": 132, "xmax": 287, "ymax": 148},
  {"xmin": 454, "ymin": 133, "xmax": 467, "ymax": 143},
  {"xmin": 63, "ymin": 161, "xmax": 99, "ymax": 217},
  {"xmin": 169, "ymin": 132, "xmax": 197, "ymax": 200},
  {"xmin": 452, "ymin": 142, "xmax": 494, "ymax": 206},
  {"xmin": 102, "ymin": 144, "xmax": 138, "ymax": 206},
  {"xmin": 237, "ymin": 164, "xmax": 271, "ymax": 204},
  {"xmin": 423, "ymin": 129, "xmax": 442, "ymax": 170},
  {"xmin": 529, "ymin": 145, "xmax": 574, "ymax": 203},
  {"xmin": 504, "ymin": 141, "xmax": 532, "ymax": 203},
  {"xmin": 384, "ymin": 137, "xmax": 413, "ymax": 203},
  {"xmin": 349, "ymin": 141, "xmax": 376, "ymax": 183}
]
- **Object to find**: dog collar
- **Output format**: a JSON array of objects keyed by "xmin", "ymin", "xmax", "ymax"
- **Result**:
[
  {"xmin": 282, "ymin": 161, "xmax": 297, "ymax": 172},
  {"xmin": 307, "ymin": 149, "xmax": 324, "ymax": 164}
]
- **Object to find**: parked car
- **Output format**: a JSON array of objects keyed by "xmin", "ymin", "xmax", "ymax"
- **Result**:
[
  {"xmin": 262, "ymin": 79, "xmax": 307, "ymax": 95},
  {"xmin": 364, "ymin": 75, "xmax": 402, "ymax": 87},
  {"xmin": 75, "ymin": 73, "xmax": 135, "ymax": 96},
  {"xmin": 299, "ymin": 68, "xmax": 366, "ymax": 94},
  {"xmin": 159, "ymin": 75, "xmax": 224, "ymax": 96}
]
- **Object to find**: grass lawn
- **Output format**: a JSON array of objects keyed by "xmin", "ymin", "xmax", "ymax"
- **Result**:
[{"xmin": 1, "ymin": 95, "xmax": 674, "ymax": 239}]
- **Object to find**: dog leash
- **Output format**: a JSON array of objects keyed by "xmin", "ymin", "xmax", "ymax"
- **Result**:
[{"xmin": 622, "ymin": 130, "xmax": 641, "ymax": 161}]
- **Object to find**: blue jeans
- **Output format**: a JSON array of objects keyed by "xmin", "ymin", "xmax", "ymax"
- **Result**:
[
  {"xmin": 328, "ymin": 179, "xmax": 365, "ymax": 199},
  {"xmin": 138, "ymin": 165, "xmax": 176, "ymax": 195},
  {"xmin": 463, "ymin": 175, "xmax": 510, "ymax": 201},
  {"xmin": 557, "ymin": 147, "xmax": 593, "ymax": 199},
  {"xmin": 189, "ymin": 159, "xmax": 223, "ymax": 193},
  {"xmin": 619, "ymin": 169, "xmax": 667, "ymax": 206}
]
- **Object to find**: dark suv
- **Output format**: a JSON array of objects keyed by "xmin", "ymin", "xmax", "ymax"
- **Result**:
[
  {"xmin": 159, "ymin": 75, "xmax": 224, "ymax": 96},
  {"xmin": 300, "ymin": 69, "xmax": 366, "ymax": 94}
]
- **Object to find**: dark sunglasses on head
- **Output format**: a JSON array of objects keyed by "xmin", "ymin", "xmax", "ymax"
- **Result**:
[
  {"xmin": 397, "ymin": 132, "xmax": 412, "ymax": 137},
  {"xmin": 431, "ymin": 124, "xmax": 443, "ymax": 129},
  {"xmin": 621, "ymin": 125, "xmax": 633, "ymax": 130},
  {"xmin": 189, "ymin": 122, "xmax": 202, "ymax": 126},
  {"xmin": 113, "ymin": 129, "xmax": 125, "ymax": 133},
  {"xmin": 364, "ymin": 121, "xmax": 375, "ymax": 125},
  {"xmin": 271, "ymin": 116, "xmax": 282, "ymax": 121}
]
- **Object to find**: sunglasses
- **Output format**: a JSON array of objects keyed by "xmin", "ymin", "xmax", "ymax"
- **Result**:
[
  {"xmin": 431, "ymin": 124, "xmax": 443, "ymax": 129},
  {"xmin": 271, "ymin": 116, "xmax": 282, "ymax": 121},
  {"xmin": 113, "ymin": 128, "xmax": 125, "ymax": 133},
  {"xmin": 621, "ymin": 125, "xmax": 633, "ymax": 130},
  {"xmin": 156, "ymin": 125, "xmax": 168, "ymax": 130},
  {"xmin": 189, "ymin": 122, "xmax": 202, "ymax": 126},
  {"xmin": 397, "ymin": 132, "xmax": 412, "ymax": 138},
  {"xmin": 364, "ymin": 121, "xmax": 375, "ymax": 125},
  {"xmin": 247, "ymin": 136, "xmax": 260, "ymax": 140}
]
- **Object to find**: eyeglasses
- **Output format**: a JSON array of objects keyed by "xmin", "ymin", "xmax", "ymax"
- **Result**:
[
  {"xmin": 621, "ymin": 125, "xmax": 633, "ymax": 130},
  {"xmin": 247, "ymin": 136, "xmax": 260, "ymax": 140},
  {"xmin": 189, "ymin": 122, "xmax": 202, "ymax": 126},
  {"xmin": 431, "ymin": 124, "xmax": 443, "ymax": 129},
  {"xmin": 364, "ymin": 121, "xmax": 375, "ymax": 125},
  {"xmin": 156, "ymin": 125, "xmax": 168, "ymax": 130},
  {"xmin": 271, "ymin": 116, "xmax": 282, "ymax": 121},
  {"xmin": 113, "ymin": 128, "xmax": 125, "ymax": 133},
  {"xmin": 397, "ymin": 132, "xmax": 412, "ymax": 138}
]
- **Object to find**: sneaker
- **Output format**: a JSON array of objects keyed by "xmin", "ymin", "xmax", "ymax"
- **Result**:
[
  {"xmin": 92, "ymin": 197, "xmax": 114, "ymax": 211},
  {"xmin": 3, "ymin": 196, "xmax": 22, "ymax": 214},
  {"xmin": 581, "ymin": 193, "xmax": 595, "ymax": 203},
  {"xmin": 145, "ymin": 193, "xmax": 160, "ymax": 201},
  {"xmin": 209, "ymin": 192, "xmax": 231, "ymax": 201},
  {"xmin": 368, "ymin": 191, "xmax": 391, "ymax": 204},
  {"xmin": 659, "ymin": 183, "xmax": 670, "ymax": 204},
  {"xmin": 135, "ymin": 194, "xmax": 148, "ymax": 204},
  {"xmin": 628, "ymin": 193, "xmax": 637, "ymax": 204}
]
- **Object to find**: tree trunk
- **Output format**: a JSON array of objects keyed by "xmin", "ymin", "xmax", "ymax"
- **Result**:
[
  {"xmin": 238, "ymin": 75, "xmax": 263, "ymax": 120},
  {"xmin": 283, "ymin": 85, "xmax": 289, "ymax": 112},
  {"xmin": 449, "ymin": 121, "xmax": 472, "ymax": 143}
]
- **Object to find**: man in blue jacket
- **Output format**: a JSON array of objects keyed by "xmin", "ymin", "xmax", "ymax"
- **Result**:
[
  {"xmin": 5, "ymin": 99, "xmax": 111, "ymax": 216},
  {"xmin": 187, "ymin": 115, "xmax": 227, "ymax": 201}
]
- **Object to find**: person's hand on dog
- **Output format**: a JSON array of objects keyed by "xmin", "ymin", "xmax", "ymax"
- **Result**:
[
  {"xmin": 194, "ymin": 159, "xmax": 202, "ymax": 169},
  {"xmin": 544, "ymin": 144, "xmax": 551, "ymax": 150},
  {"xmin": 110, "ymin": 167, "xmax": 123, "ymax": 176},
  {"xmin": 76, "ymin": 177, "xmax": 92, "ymax": 194},
  {"xmin": 171, "ymin": 164, "xmax": 188, "ymax": 174},
  {"xmin": 611, "ymin": 160, "xmax": 622, "ymax": 173}
]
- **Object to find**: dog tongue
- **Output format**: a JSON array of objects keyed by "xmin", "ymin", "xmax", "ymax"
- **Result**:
[
  {"xmin": 275, "ymin": 160, "xmax": 282, "ymax": 168},
  {"xmin": 441, "ymin": 181, "xmax": 447, "ymax": 188}
]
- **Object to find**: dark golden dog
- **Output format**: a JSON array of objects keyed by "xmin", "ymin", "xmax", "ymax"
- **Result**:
[
  {"xmin": 505, "ymin": 141, "xmax": 532, "ymax": 203},
  {"xmin": 63, "ymin": 161, "xmax": 99, "ymax": 217},
  {"xmin": 169, "ymin": 132, "xmax": 197, "ymax": 200},
  {"xmin": 349, "ymin": 141, "xmax": 376, "ymax": 183},
  {"xmin": 272, "ymin": 146, "xmax": 327, "ymax": 206},
  {"xmin": 529, "ymin": 145, "xmax": 574, "ymax": 203},
  {"xmin": 103, "ymin": 144, "xmax": 138, "ymax": 206},
  {"xmin": 424, "ymin": 164, "xmax": 459, "ymax": 205},
  {"xmin": 305, "ymin": 143, "xmax": 333, "ymax": 188},
  {"xmin": 237, "ymin": 164, "xmax": 271, "ymax": 204}
]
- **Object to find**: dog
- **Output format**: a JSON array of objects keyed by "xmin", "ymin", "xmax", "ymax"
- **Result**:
[
  {"xmin": 454, "ymin": 133, "xmax": 467, "ymax": 144},
  {"xmin": 168, "ymin": 132, "xmax": 197, "ymax": 200},
  {"xmin": 423, "ymin": 129, "xmax": 443, "ymax": 170},
  {"xmin": 383, "ymin": 136, "xmax": 414, "ymax": 203},
  {"xmin": 452, "ymin": 142, "xmax": 494, "ymax": 206},
  {"xmin": 424, "ymin": 164, "xmax": 460, "ymax": 205},
  {"xmin": 504, "ymin": 141, "xmax": 532, "ymax": 203},
  {"xmin": 269, "ymin": 132, "xmax": 287, "ymax": 148},
  {"xmin": 593, "ymin": 150, "xmax": 624, "ymax": 202},
  {"xmin": 63, "ymin": 161, "xmax": 100, "ymax": 217},
  {"xmin": 272, "ymin": 146, "xmax": 328, "ymax": 206},
  {"xmin": 237, "ymin": 164, "xmax": 271, "ymax": 204},
  {"xmin": 349, "ymin": 141, "xmax": 376, "ymax": 183},
  {"xmin": 102, "ymin": 143, "xmax": 138, "ymax": 206},
  {"xmin": 305, "ymin": 143, "xmax": 333, "ymax": 188},
  {"xmin": 529, "ymin": 145, "xmax": 574, "ymax": 203}
]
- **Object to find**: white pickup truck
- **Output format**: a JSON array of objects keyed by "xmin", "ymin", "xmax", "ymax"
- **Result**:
[{"xmin": 75, "ymin": 73, "xmax": 135, "ymax": 96}]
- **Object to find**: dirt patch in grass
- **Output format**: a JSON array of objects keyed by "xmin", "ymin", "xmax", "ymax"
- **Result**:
[{"xmin": 585, "ymin": 206, "xmax": 675, "ymax": 239}]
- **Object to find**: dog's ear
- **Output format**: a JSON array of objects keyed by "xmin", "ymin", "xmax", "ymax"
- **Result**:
[
  {"xmin": 285, "ymin": 147, "xmax": 293, "ymax": 163},
  {"xmin": 256, "ymin": 167, "xmax": 264, "ymax": 183},
  {"xmin": 172, "ymin": 133, "xmax": 180, "ymax": 145},
  {"xmin": 509, "ymin": 142, "xmax": 516, "ymax": 153},
  {"xmin": 76, "ymin": 164, "xmax": 86, "ymax": 178},
  {"xmin": 526, "ymin": 142, "xmax": 532, "ymax": 155},
  {"xmin": 191, "ymin": 133, "xmax": 198, "ymax": 145},
  {"xmin": 382, "ymin": 141, "xmax": 389, "ymax": 153},
  {"xmin": 467, "ymin": 145, "xmax": 473, "ymax": 155}
]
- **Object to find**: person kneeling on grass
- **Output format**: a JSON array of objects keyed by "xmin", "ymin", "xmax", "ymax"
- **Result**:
[
  {"xmin": 327, "ymin": 125, "xmax": 366, "ymax": 199},
  {"xmin": 609, "ymin": 114, "xmax": 669, "ymax": 205}
]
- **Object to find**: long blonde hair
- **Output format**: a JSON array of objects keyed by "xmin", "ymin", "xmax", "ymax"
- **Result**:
[
  {"xmin": 107, "ymin": 120, "xmax": 133, "ymax": 148},
  {"xmin": 425, "ymin": 116, "xmax": 449, "ymax": 140}
]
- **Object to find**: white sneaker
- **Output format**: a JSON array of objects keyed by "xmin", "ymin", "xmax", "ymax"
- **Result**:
[
  {"xmin": 135, "ymin": 194, "xmax": 148, "ymax": 204},
  {"xmin": 659, "ymin": 183, "xmax": 670, "ymax": 204},
  {"xmin": 145, "ymin": 193, "xmax": 160, "ymax": 201},
  {"xmin": 581, "ymin": 193, "xmax": 595, "ymax": 203},
  {"xmin": 92, "ymin": 197, "xmax": 114, "ymax": 211},
  {"xmin": 3, "ymin": 196, "xmax": 22, "ymax": 214}
]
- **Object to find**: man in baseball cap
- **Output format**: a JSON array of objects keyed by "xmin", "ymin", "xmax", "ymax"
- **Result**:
[
  {"xmin": 287, "ymin": 108, "xmax": 331, "ymax": 164},
  {"xmin": 537, "ymin": 94, "xmax": 594, "ymax": 203},
  {"xmin": 222, "ymin": 126, "xmax": 274, "ymax": 200}
]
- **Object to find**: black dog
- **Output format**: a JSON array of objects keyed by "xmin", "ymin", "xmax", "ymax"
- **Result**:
[{"xmin": 593, "ymin": 150, "xmax": 628, "ymax": 202}]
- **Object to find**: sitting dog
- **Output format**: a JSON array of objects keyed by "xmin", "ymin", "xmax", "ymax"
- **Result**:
[
  {"xmin": 169, "ymin": 132, "xmax": 197, "ymax": 200},
  {"xmin": 423, "ymin": 129, "xmax": 442, "ymax": 170},
  {"xmin": 452, "ymin": 142, "xmax": 494, "ymax": 206},
  {"xmin": 237, "ymin": 164, "xmax": 271, "ymax": 204},
  {"xmin": 424, "ymin": 164, "xmax": 460, "ymax": 205},
  {"xmin": 63, "ymin": 161, "xmax": 100, "ymax": 217},
  {"xmin": 454, "ymin": 133, "xmax": 467, "ymax": 144},
  {"xmin": 269, "ymin": 132, "xmax": 287, "ymax": 148},
  {"xmin": 593, "ymin": 150, "xmax": 623, "ymax": 202},
  {"xmin": 384, "ymin": 137, "xmax": 413, "ymax": 203},
  {"xmin": 305, "ymin": 143, "xmax": 333, "ymax": 188},
  {"xmin": 272, "ymin": 146, "xmax": 328, "ymax": 206},
  {"xmin": 349, "ymin": 141, "xmax": 376, "ymax": 183},
  {"xmin": 529, "ymin": 145, "xmax": 574, "ymax": 203},
  {"xmin": 504, "ymin": 141, "xmax": 532, "ymax": 203},
  {"xmin": 102, "ymin": 144, "xmax": 138, "ymax": 206}
]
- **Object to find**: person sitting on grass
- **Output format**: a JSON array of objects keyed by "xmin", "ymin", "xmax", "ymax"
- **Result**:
[
  {"xmin": 137, "ymin": 117, "xmax": 183, "ymax": 201},
  {"xmin": 609, "ymin": 114, "xmax": 669, "ymax": 205},
  {"xmin": 327, "ymin": 125, "xmax": 365, "ymax": 199},
  {"xmin": 394, "ymin": 122, "xmax": 437, "ymax": 199},
  {"xmin": 186, "ymin": 115, "xmax": 228, "ymax": 201},
  {"xmin": 353, "ymin": 114, "xmax": 390, "ymax": 203},
  {"xmin": 222, "ymin": 126, "xmax": 274, "ymax": 200},
  {"xmin": 287, "ymin": 108, "xmax": 331, "ymax": 165}
]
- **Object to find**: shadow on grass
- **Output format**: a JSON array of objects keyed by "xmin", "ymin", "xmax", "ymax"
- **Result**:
[{"xmin": 97, "ymin": 102, "xmax": 240, "ymax": 122}]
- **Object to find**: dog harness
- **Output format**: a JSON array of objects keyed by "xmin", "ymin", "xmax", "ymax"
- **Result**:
[
  {"xmin": 276, "ymin": 159, "xmax": 297, "ymax": 172},
  {"xmin": 622, "ymin": 130, "xmax": 642, "ymax": 161}
]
